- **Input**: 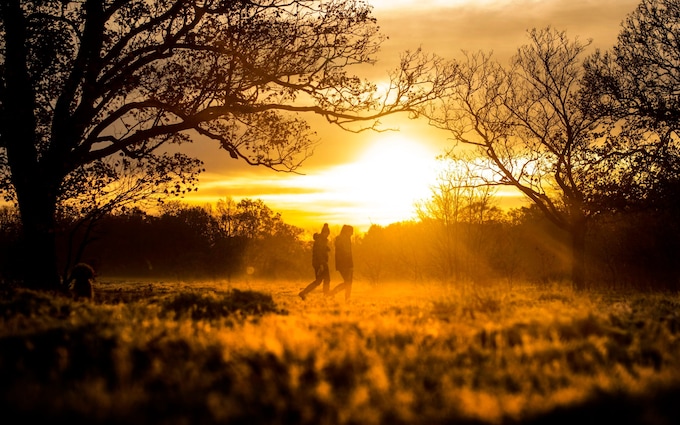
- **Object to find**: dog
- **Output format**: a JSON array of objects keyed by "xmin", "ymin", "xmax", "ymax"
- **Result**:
[{"xmin": 67, "ymin": 263, "xmax": 96, "ymax": 301}]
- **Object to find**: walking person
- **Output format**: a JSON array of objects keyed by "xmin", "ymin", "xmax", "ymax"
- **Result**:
[
  {"xmin": 299, "ymin": 223, "xmax": 331, "ymax": 300},
  {"xmin": 330, "ymin": 224, "xmax": 354, "ymax": 301}
]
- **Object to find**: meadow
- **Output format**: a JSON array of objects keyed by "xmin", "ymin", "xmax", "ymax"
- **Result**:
[{"xmin": 1, "ymin": 278, "xmax": 679, "ymax": 425}]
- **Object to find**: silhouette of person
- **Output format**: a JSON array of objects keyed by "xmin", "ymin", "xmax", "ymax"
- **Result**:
[
  {"xmin": 299, "ymin": 223, "xmax": 331, "ymax": 300},
  {"xmin": 330, "ymin": 224, "xmax": 354, "ymax": 301}
]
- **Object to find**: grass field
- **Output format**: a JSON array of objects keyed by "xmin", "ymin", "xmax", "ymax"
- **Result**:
[{"xmin": 1, "ymin": 278, "xmax": 679, "ymax": 424}]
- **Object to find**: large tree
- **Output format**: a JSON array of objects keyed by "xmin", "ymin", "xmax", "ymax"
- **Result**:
[
  {"xmin": 425, "ymin": 28, "xmax": 605, "ymax": 290},
  {"xmin": 0, "ymin": 0, "xmax": 449, "ymax": 289},
  {"xmin": 582, "ymin": 0, "xmax": 680, "ymax": 211}
]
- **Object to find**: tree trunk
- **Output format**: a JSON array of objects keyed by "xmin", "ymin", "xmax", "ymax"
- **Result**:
[
  {"xmin": 1, "ymin": 2, "xmax": 62, "ymax": 290},
  {"xmin": 16, "ymin": 184, "xmax": 62, "ymax": 290},
  {"xmin": 5, "ymin": 143, "xmax": 63, "ymax": 290}
]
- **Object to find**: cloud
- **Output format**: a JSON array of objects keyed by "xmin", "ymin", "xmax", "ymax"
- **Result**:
[
  {"xmin": 179, "ymin": 0, "xmax": 641, "ymax": 230},
  {"xmin": 371, "ymin": 0, "xmax": 639, "ymax": 66}
]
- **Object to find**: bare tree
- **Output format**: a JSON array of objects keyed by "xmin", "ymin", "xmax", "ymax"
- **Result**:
[
  {"xmin": 417, "ymin": 152, "xmax": 499, "ymax": 282},
  {"xmin": 425, "ymin": 28, "xmax": 603, "ymax": 290},
  {"xmin": 215, "ymin": 197, "xmax": 238, "ymax": 237},
  {"xmin": 417, "ymin": 158, "xmax": 467, "ymax": 281},
  {"xmin": 0, "ymin": 0, "xmax": 453, "ymax": 289}
]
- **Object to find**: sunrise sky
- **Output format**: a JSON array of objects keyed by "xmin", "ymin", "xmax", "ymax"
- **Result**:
[{"xmin": 182, "ymin": 0, "xmax": 640, "ymax": 234}]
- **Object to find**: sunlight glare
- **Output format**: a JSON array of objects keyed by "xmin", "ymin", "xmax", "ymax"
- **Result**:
[
  {"xmin": 320, "ymin": 135, "xmax": 440, "ymax": 227},
  {"xmin": 189, "ymin": 136, "xmax": 444, "ymax": 232}
]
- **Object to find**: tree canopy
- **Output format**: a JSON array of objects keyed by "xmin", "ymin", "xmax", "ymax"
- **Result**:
[
  {"xmin": 423, "ymin": 28, "xmax": 599, "ymax": 290},
  {"xmin": 423, "ymin": 0, "xmax": 680, "ymax": 289},
  {"xmin": 0, "ymin": 0, "xmax": 451, "ymax": 288},
  {"xmin": 583, "ymin": 0, "xmax": 680, "ymax": 211}
]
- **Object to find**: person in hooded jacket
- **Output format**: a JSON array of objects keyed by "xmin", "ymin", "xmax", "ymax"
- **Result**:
[
  {"xmin": 298, "ymin": 223, "xmax": 331, "ymax": 300},
  {"xmin": 330, "ymin": 224, "xmax": 354, "ymax": 301}
]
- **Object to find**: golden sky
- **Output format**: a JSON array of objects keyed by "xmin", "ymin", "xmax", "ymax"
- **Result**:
[{"xmin": 182, "ymin": 0, "xmax": 640, "ymax": 234}]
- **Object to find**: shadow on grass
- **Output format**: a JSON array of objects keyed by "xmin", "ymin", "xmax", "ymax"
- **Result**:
[
  {"xmin": 159, "ymin": 289, "xmax": 285, "ymax": 320},
  {"xmin": 518, "ymin": 385, "xmax": 680, "ymax": 425}
]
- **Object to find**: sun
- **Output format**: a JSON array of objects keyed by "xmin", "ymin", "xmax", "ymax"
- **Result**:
[
  {"xmin": 354, "ymin": 135, "xmax": 437, "ymax": 198},
  {"xmin": 193, "ymin": 134, "xmax": 443, "ymax": 233},
  {"xmin": 324, "ymin": 134, "xmax": 440, "ymax": 227}
]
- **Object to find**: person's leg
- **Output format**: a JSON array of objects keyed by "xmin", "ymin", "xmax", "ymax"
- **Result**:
[
  {"xmin": 322, "ymin": 264, "xmax": 331, "ymax": 295},
  {"xmin": 343, "ymin": 268, "xmax": 353, "ymax": 301},
  {"xmin": 331, "ymin": 268, "xmax": 351, "ymax": 298},
  {"xmin": 299, "ymin": 281, "xmax": 318, "ymax": 300},
  {"xmin": 330, "ymin": 281, "xmax": 345, "ymax": 296},
  {"xmin": 299, "ymin": 266, "xmax": 322, "ymax": 299}
]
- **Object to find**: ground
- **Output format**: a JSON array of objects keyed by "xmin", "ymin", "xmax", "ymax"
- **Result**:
[{"xmin": 0, "ymin": 278, "xmax": 679, "ymax": 424}]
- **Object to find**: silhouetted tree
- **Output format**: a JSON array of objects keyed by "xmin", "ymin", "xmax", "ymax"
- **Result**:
[
  {"xmin": 417, "ymin": 160, "xmax": 465, "ymax": 281},
  {"xmin": 582, "ymin": 0, "xmax": 680, "ymax": 212},
  {"xmin": 215, "ymin": 197, "xmax": 238, "ymax": 237},
  {"xmin": 506, "ymin": 205, "xmax": 570, "ymax": 284},
  {"xmin": 232, "ymin": 199, "xmax": 279, "ymax": 239},
  {"xmin": 152, "ymin": 202, "xmax": 222, "ymax": 275},
  {"xmin": 229, "ymin": 198, "xmax": 306, "ymax": 278},
  {"xmin": 79, "ymin": 199, "xmax": 307, "ymax": 279},
  {"xmin": 425, "ymin": 28, "xmax": 606, "ymax": 290},
  {"xmin": 355, "ymin": 225, "xmax": 390, "ymax": 284},
  {"xmin": 387, "ymin": 221, "xmax": 430, "ymax": 283},
  {"xmin": 417, "ymin": 154, "xmax": 500, "ymax": 281},
  {"xmin": 0, "ymin": 206, "xmax": 22, "ymax": 282},
  {"xmin": 0, "ymin": 0, "xmax": 453, "ymax": 289},
  {"xmin": 57, "ymin": 155, "xmax": 203, "ymax": 278},
  {"xmin": 586, "ymin": 210, "xmax": 680, "ymax": 290}
]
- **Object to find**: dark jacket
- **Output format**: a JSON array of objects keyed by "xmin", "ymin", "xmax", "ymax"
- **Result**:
[
  {"xmin": 335, "ymin": 225, "xmax": 353, "ymax": 271},
  {"xmin": 312, "ymin": 233, "xmax": 329, "ymax": 268}
]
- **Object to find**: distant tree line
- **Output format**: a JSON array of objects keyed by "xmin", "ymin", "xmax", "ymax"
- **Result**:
[
  {"xmin": 356, "ymin": 204, "xmax": 680, "ymax": 291},
  {"xmin": 0, "ymin": 198, "xmax": 309, "ymax": 282},
  {"xmin": 2, "ymin": 192, "xmax": 678, "ymax": 290}
]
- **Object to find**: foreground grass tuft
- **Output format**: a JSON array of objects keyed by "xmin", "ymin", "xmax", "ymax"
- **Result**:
[{"xmin": 159, "ymin": 289, "xmax": 283, "ymax": 320}]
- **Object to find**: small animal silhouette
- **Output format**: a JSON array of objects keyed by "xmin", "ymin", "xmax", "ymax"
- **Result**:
[{"xmin": 67, "ymin": 263, "xmax": 95, "ymax": 301}]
